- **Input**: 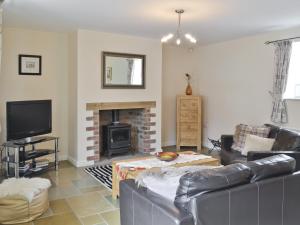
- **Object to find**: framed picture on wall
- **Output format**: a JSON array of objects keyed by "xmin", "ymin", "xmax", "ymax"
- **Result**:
[{"xmin": 18, "ymin": 54, "xmax": 42, "ymax": 75}]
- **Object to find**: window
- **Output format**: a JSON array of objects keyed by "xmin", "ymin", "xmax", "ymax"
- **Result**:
[{"xmin": 284, "ymin": 41, "xmax": 300, "ymax": 99}]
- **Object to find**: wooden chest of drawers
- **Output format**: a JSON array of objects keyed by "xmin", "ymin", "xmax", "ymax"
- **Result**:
[{"xmin": 176, "ymin": 95, "xmax": 202, "ymax": 151}]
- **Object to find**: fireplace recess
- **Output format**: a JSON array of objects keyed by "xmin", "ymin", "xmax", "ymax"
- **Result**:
[{"xmin": 102, "ymin": 110, "xmax": 131, "ymax": 157}]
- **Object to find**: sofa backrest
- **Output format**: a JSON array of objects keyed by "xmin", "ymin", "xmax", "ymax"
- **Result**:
[
  {"xmin": 175, "ymin": 155, "xmax": 295, "ymax": 211},
  {"xmin": 174, "ymin": 163, "xmax": 251, "ymax": 210},
  {"xmin": 245, "ymin": 154, "xmax": 296, "ymax": 182},
  {"xmin": 188, "ymin": 172, "xmax": 300, "ymax": 225},
  {"xmin": 264, "ymin": 123, "xmax": 280, "ymax": 138},
  {"xmin": 272, "ymin": 128, "xmax": 300, "ymax": 151},
  {"xmin": 264, "ymin": 124, "xmax": 300, "ymax": 151}
]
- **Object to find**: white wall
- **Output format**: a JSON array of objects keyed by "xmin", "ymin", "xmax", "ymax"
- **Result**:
[
  {"xmin": 72, "ymin": 30, "xmax": 162, "ymax": 166},
  {"xmin": 162, "ymin": 26, "xmax": 300, "ymax": 148},
  {"xmin": 0, "ymin": 28, "xmax": 69, "ymax": 158}
]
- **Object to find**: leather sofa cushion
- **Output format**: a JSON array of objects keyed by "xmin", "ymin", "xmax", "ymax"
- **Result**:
[
  {"xmin": 174, "ymin": 163, "xmax": 251, "ymax": 210},
  {"xmin": 220, "ymin": 148, "xmax": 246, "ymax": 165},
  {"xmin": 272, "ymin": 129, "xmax": 300, "ymax": 151},
  {"xmin": 264, "ymin": 124, "xmax": 280, "ymax": 139},
  {"xmin": 245, "ymin": 154, "xmax": 296, "ymax": 183}
]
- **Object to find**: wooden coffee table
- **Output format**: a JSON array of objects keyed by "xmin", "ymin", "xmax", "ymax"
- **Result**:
[{"xmin": 112, "ymin": 151, "xmax": 220, "ymax": 199}]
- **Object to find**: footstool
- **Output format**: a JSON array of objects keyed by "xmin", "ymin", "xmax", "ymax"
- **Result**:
[{"xmin": 0, "ymin": 177, "xmax": 51, "ymax": 224}]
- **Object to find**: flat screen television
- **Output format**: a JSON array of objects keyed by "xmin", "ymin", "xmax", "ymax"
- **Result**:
[{"xmin": 6, "ymin": 100, "xmax": 52, "ymax": 141}]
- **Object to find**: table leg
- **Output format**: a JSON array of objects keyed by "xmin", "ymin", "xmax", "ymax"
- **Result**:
[
  {"xmin": 0, "ymin": 147, "xmax": 2, "ymax": 177},
  {"xmin": 197, "ymin": 144, "xmax": 202, "ymax": 153},
  {"xmin": 112, "ymin": 163, "xmax": 118, "ymax": 199},
  {"xmin": 55, "ymin": 138, "xmax": 59, "ymax": 170},
  {"xmin": 15, "ymin": 147, "xmax": 19, "ymax": 178},
  {"xmin": 5, "ymin": 147, "xmax": 9, "ymax": 177}
]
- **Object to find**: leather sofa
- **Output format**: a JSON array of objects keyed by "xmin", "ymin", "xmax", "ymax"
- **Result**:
[
  {"xmin": 220, "ymin": 124, "xmax": 300, "ymax": 170},
  {"xmin": 120, "ymin": 154, "xmax": 300, "ymax": 225}
]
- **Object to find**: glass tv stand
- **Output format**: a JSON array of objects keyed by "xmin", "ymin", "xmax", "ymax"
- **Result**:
[{"xmin": 1, "ymin": 136, "xmax": 59, "ymax": 178}]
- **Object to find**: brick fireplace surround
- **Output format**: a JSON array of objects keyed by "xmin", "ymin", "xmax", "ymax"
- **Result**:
[{"xmin": 86, "ymin": 101, "xmax": 156, "ymax": 163}]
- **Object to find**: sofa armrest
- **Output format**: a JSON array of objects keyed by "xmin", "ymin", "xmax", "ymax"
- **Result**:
[
  {"xmin": 247, "ymin": 151, "xmax": 300, "ymax": 171},
  {"xmin": 221, "ymin": 135, "xmax": 234, "ymax": 151},
  {"xmin": 120, "ymin": 179, "xmax": 194, "ymax": 225}
]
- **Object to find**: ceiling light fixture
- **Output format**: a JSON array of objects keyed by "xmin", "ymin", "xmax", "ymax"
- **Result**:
[{"xmin": 161, "ymin": 9, "xmax": 197, "ymax": 45}]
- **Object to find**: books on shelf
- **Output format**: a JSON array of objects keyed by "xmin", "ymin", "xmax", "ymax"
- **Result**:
[
  {"xmin": 19, "ymin": 163, "xmax": 30, "ymax": 173},
  {"xmin": 18, "ymin": 159, "xmax": 50, "ymax": 174},
  {"xmin": 31, "ymin": 167, "xmax": 43, "ymax": 172},
  {"xmin": 30, "ymin": 160, "xmax": 49, "ymax": 172},
  {"xmin": 35, "ymin": 159, "xmax": 49, "ymax": 168}
]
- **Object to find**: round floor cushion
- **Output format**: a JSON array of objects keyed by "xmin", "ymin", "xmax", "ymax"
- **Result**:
[{"xmin": 0, "ymin": 178, "xmax": 51, "ymax": 224}]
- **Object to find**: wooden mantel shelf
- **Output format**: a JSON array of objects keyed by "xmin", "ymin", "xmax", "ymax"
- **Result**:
[{"xmin": 86, "ymin": 101, "xmax": 156, "ymax": 111}]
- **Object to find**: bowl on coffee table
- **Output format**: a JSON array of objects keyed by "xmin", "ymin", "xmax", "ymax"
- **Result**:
[{"xmin": 155, "ymin": 152, "xmax": 178, "ymax": 161}]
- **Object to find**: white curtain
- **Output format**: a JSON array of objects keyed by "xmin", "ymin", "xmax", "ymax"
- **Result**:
[{"xmin": 271, "ymin": 40, "xmax": 292, "ymax": 124}]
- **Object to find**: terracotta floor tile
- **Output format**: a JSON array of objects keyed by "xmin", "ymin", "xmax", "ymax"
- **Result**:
[
  {"xmin": 80, "ymin": 185, "xmax": 106, "ymax": 193},
  {"xmin": 39, "ymin": 207, "xmax": 53, "ymax": 218},
  {"xmin": 72, "ymin": 176, "xmax": 101, "ymax": 189},
  {"xmin": 34, "ymin": 212, "xmax": 81, "ymax": 225},
  {"xmin": 59, "ymin": 161, "xmax": 74, "ymax": 169},
  {"xmin": 105, "ymin": 195, "xmax": 119, "ymax": 208},
  {"xmin": 50, "ymin": 199, "xmax": 72, "ymax": 214},
  {"xmin": 48, "ymin": 184, "xmax": 81, "ymax": 200},
  {"xmin": 48, "ymin": 167, "xmax": 83, "ymax": 181},
  {"xmin": 67, "ymin": 192, "xmax": 114, "ymax": 217},
  {"xmin": 48, "ymin": 187, "xmax": 65, "ymax": 200},
  {"xmin": 99, "ymin": 188, "xmax": 113, "ymax": 197},
  {"xmin": 59, "ymin": 185, "xmax": 82, "ymax": 198},
  {"xmin": 101, "ymin": 210, "xmax": 120, "ymax": 225},
  {"xmin": 80, "ymin": 214, "xmax": 104, "ymax": 225},
  {"xmin": 52, "ymin": 178, "xmax": 75, "ymax": 188}
]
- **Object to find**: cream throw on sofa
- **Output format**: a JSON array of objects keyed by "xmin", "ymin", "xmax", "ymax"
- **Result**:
[{"xmin": 135, "ymin": 165, "xmax": 220, "ymax": 201}]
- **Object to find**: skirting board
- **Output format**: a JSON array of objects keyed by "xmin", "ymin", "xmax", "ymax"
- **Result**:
[
  {"xmin": 58, "ymin": 155, "xmax": 68, "ymax": 161},
  {"xmin": 162, "ymin": 140, "xmax": 176, "ymax": 147},
  {"xmin": 161, "ymin": 142, "xmax": 211, "ymax": 150},
  {"xmin": 67, "ymin": 156, "xmax": 94, "ymax": 167}
]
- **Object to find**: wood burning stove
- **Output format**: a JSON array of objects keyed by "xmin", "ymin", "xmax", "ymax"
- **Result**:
[{"xmin": 102, "ymin": 110, "xmax": 131, "ymax": 157}]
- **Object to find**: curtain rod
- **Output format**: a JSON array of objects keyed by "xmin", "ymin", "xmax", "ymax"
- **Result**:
[{"xmin": 265, "ymin": 36, "xmax": 300, "ymax": 45}]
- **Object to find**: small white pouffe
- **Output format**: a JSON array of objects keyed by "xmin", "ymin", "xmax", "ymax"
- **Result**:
[{"xmin": 0, "ymin": 177, "xmax": 51, "ymax": 224}]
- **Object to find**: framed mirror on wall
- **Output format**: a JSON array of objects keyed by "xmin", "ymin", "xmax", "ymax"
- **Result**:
[{"xmin": 102, "ymin": 52, "xmax": 146, "ymax": 89}]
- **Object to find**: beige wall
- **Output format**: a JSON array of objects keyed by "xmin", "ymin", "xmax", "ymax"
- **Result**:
[
  {"xmin": 68, "ymin": 32, "xmax": 78, "ymax": 160},
  {"xmin": 0, "ymin": 28, "xmax": 162, "ymax": 167},
  {"xmin": 162, "ymin": 45, "xmax": 199, "ymax": 146},
  {"xmin": 0, "ymin": 28, "xmax": 69, "ymax": 158},
  {"xmin": 162, "ymin": 26, "xmax": 300, "ymax": 147},
  {"xmin": 6, "ymin": 25, "xmax": 298, "ymax": 162},
  {"xmin": 71, "ymin": 30, "xmax": 162, "ymax": 166}
]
